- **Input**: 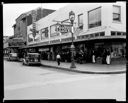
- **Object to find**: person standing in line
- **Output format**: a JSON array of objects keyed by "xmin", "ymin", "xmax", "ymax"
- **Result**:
[
  {"xmin": 92, "ymin": 49, "xmax": 96, "ymax": 63},
  {"xmin": 56, "ymin": 53, "xmax": 61, "ymax": 66},
  {"xmin": 106, "ymin": 49, "xmax": 111, "ymax": 65},
  {"xmin": 102, "ymin": 49, "xmax": 107, "ymax": 64}
]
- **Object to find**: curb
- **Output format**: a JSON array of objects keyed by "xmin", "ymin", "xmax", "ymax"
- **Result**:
[{"xmin": 41, "ymin": 64, "xmax": 126, "ymax": 74}]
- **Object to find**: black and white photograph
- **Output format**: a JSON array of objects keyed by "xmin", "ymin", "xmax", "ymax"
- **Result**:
[{"xmin": 3, "ymin": 2, "xmax": 126, "ymax": 101}]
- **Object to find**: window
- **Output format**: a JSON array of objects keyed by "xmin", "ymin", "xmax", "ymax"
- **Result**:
[
  {"xmin": 88, "ymin": 7, "xmax": 101, "ymax": 28},
  {"xmin": 111, "ymin": 31, "xmax": 116, "ymax": 36},
  {"xmin": 113, "ymin": 5, "xmax": 121, "ymax": 22},
  {"xmin": 78, "ymin": 14, "xmax": 83, "ymax": 29},
  {"xmin": 100, "ymin": 32, "xmax": 105, "ymax": 36},
  {"xmin": 95, "ymin": 33, "xmax": 99, "ymax": 37},
  {"xmin": 117, "ymin": 32, "xmax": 121, "ymax": 35}
]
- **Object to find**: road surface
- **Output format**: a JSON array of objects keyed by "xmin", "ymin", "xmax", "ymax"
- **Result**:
[{"xmin": 4, "ymin": 60, "xmax": 126, "ymax": 101}]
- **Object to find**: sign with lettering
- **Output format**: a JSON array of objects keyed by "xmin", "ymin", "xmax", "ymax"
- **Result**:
[
  {"xmin": 32, "ymin": 10, "xmax": 37, "ymax": 38},
  {"xmin": 8, "ymin": 39, "xmax": 25, "ymax": 47},
  {"xmin": 57, "ymin": 24, "xmax": 71, "ymax": 34}
]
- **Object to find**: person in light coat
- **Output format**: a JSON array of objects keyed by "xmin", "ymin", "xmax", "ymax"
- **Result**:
[
  {"xmin": 92, "ymin": 50, "xmax": 96, "ymax": 63},
  {"xmin": 56, "ymin": 53, "xmax": 61, "ymax": 65},
  {"xmin": 106, "ymin": 49, "xmax": 111, "ymax": 65}
]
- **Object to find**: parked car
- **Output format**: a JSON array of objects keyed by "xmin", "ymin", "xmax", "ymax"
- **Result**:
[
  {"xmin": 22, "ymin": 53, "xmax": 41, "ymax": 66},
  {"xmin": 7, "ymin": 53, "xmax": 19, "ymax": 61}
]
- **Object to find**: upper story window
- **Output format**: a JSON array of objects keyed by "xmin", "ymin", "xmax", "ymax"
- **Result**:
[
  {"xmin": 113, "ymin": 5, "xmax": 121, "ymax": 22},
  {"xmin": 88, "ymin": 7, "xmax": 101, "ymax": 28},
  {"xmin": 78, "ymin": 14, "xmax": 83, "ymax": 29}
]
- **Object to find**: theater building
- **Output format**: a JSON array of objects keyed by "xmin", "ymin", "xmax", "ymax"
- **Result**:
[{"xmin": 26, "ymin": 2, "xmax": 126, "ymax": 63}]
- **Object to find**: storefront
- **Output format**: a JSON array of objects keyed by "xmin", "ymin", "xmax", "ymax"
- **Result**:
[
  {"xmin": 39, "ymin": 47, "xmax": 50, "ymax": 60},
  {"xmin": 26, "ymin": 3, "xmax": 126, "ymax": 64}
]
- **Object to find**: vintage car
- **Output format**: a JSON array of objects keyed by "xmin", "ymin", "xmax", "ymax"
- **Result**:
[
  {"xmin": 22, "ymin": 53, "xmax": 41, "ymax": 66},
  {"xmin": 7, "ymin": 53, "xmax": 19, "ymax": 61}
]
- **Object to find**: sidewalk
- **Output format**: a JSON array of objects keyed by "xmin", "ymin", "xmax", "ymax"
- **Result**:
[{"xmin": 41, "ymin": 60, "xmax": 126, "ymax": 74}]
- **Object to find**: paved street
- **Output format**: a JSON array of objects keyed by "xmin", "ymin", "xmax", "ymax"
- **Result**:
[{"xmin": 4, "ymin": 60, "xmax": 126, "ymax": 101}]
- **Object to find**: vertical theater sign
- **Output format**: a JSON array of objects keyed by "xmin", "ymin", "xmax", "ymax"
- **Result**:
[{"xmin": 30, "ymin": 10, "xmax": 40, "ymax": 42}]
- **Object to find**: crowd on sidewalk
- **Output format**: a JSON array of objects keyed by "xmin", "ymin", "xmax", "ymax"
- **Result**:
[{"xmin": 54, "ymin": 48, "xmax": 112, "ymax": 66}]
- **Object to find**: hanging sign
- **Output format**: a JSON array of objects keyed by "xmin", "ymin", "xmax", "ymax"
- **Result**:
[{"xmin": 57, "ymin": 24, "xmax": 71, "ymax": 33}]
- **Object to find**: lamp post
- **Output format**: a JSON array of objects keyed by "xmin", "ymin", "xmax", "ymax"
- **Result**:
[{"xmin": 69, "ymin": 11, "xmax": 76, "ymax": 68}]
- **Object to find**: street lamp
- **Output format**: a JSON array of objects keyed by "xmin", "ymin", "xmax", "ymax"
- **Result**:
[{"xmin": 69, "ymin": 11, "xmax": 76, "ymax": 68}]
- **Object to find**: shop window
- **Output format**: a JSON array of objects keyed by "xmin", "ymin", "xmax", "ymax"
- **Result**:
[
  {"xmin": 113, "ymin": 5, "xmax": 121, "ymax": 22},
  {"xmin": 111, "ymin": 31, "xmax": 116, "ymax": 36},
  {"xmin": 88, "ymin": 7, "xmax": 101, "ymax": 28},
  {"xmin": 100, "ymin": 32, "xmax": 105, "ymax": 36},
  {"xmin": 78, "ymin": 14, "xmax": 83, "ymax": 29},
  {"xmin": 111, "ymin": 44, "xmax": 124, "ymax": 58}
]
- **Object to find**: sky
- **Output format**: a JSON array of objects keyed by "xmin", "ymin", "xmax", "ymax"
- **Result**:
[{"xmin": 3, "ymin": 3, "xmax": 70, "ymax": 36}]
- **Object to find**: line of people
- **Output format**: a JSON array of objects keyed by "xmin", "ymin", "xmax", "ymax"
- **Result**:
[
  {"xmin": 91, "ymin": 48, "xmax": 111, "ymax": 64},
  {"xmin": 57, "ymin": 48, "xmax": 111, "ymax": 65}
]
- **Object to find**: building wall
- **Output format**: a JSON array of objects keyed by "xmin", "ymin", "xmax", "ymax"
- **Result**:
[
  {"xmin": 101, "ymin": 2, "xmax": 126, "ymax": 32},
  {"xmin": 27, "ymin": 2, "xmax": 126, "ymax": 45},
  {"xmin": 14, "ymin": 8, "xmax": 55, "ymax": 45}
]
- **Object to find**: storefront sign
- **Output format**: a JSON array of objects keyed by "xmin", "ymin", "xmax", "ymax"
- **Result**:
[
  {"xmin": 32, "ymin": 10, "xmax": 37, "ymax": 38},
  {"xmin": 9, "ymin": 41, "xmax": 25, "ymax": 47}
]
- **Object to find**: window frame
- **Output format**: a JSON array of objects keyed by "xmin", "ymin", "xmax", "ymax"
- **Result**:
[
  {"xmin": 78, "ymin": 13, "xmax": 83, "ymax": 29},
  {"xmin": 113, "ymin": 5, "xmax": 121, "ymax": 22},
  {"xmin": 88, "ymin": 6, "xmax": 102, "ymax": 29}
]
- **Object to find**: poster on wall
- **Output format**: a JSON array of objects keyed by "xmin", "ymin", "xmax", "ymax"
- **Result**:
[
  {"xmin": 50, "ymin": 24, "xmax": 59, "ymax": 37},
  {"xmin": 34, "ymin": 32, "xmax": 40, "ymax": 42},
  {"xmin": 28, "ymin": 33, "xmax": 34, "ymax": 43},
  {"xmin": 41, "ymin": 27, "xmax": 48, "ymax": 40}
]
